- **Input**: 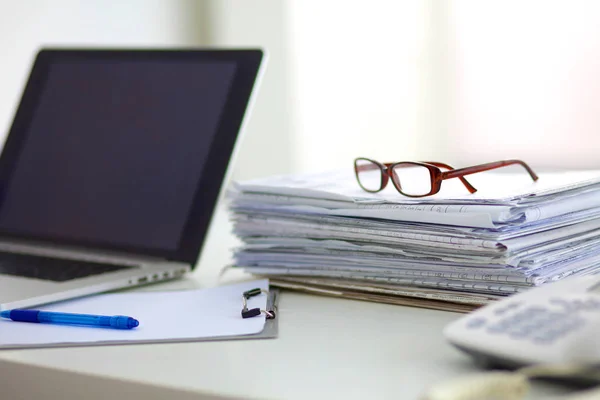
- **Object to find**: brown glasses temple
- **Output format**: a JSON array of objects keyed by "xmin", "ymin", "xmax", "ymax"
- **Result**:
[
  {"xmin": 419, "ymin": 161, "xmax": 477, "ymax": 194},
  {"xmin": 442, "ymin": 159, "xmax": 539, "ymax": 182}
]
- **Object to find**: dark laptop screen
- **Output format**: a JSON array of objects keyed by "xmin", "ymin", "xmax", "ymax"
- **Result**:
[{"xmin": 0, "ymin": 57, "xmax": 237, "ymax": 253}]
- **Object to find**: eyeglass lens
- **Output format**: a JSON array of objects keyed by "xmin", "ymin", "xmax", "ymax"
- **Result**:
[
  {"xmin": 391, "ymin": 164, "xmax": 434, "ymax": 196},
  {"xmin": 355, "ymin": 159, "xmax": 383, "ymax": 191}
]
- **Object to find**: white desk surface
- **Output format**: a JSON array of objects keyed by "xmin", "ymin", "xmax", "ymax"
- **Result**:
[{"xmin": 0, "ymin": 208, "xmax": 577, "ymax": 399}]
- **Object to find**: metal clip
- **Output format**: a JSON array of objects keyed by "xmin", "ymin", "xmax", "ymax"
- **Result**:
[{"xmin": 241, "ymin": 288, "xmax": 275, "ymax": 319}]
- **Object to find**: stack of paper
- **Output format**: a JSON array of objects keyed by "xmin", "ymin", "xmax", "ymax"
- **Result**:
[{"xmin": 227, "ymin": 168, "xmax": 600, "ymax": 311}]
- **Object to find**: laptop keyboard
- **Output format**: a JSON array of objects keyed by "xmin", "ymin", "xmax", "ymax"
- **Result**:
[{"xmin": 0, "ymin": 251, "xmax": 136, "ymax": 282}]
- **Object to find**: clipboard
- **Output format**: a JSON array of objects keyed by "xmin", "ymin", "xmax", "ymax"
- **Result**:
[{"xmin": 0, "ymin": 280, "xmax": 278, "ymax": 349}]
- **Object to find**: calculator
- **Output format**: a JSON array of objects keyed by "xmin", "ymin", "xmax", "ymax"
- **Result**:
[{"xmin": 444, "ymin": 275, "xmax": 600, "ymax": 368}]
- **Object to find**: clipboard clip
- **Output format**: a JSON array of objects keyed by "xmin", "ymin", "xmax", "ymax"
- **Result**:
[{"xmin": 241, "ymin": 288, "xmax": 276, "ymax": 319}]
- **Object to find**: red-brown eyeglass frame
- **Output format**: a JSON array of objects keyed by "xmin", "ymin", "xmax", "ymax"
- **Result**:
[{"xmin": 354, "ymin": 158, "xmax": 539, "ymax": 197}]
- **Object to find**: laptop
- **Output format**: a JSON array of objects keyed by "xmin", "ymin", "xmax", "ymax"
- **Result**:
[{"xmin": 0, "ymin": 48, "xmax": 264, "ymax": 310}]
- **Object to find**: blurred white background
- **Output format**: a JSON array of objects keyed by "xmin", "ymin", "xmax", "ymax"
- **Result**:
[{"xmin": 1, "ymin": 0, "xmax": 600, "ymax": 182}]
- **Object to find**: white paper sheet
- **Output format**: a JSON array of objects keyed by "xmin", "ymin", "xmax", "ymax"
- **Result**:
[{"xmin": 0, "ymin": 279, "xmax": 269, "ymax": 349}]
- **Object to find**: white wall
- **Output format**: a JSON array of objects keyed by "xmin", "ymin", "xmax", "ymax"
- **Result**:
[
  {"xmin": 205, "ymin": 0, "xmax": 294, "ymax": 181},
  {"xmin": 0, "ymin": 0, "xmax": 204, "ymax": 148},
  {"xmin": 446, "ymin": 0, "xmax": 600, "ymax": 169},
  {"xmin": 288, "ymin": 1, "xmax": 429, "ymax": 173},
  {"xmin": 204, "ymin": 0, "xmax": 443, "ymax": 178},
  {"xmin": 287, "ymin": 0, "xmax": 600, "ymax": 173}
]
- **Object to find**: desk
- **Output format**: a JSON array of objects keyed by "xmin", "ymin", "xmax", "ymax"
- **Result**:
[{"xmin": 0, "ymin": 208, "xmax": 576, "ymax": 399}]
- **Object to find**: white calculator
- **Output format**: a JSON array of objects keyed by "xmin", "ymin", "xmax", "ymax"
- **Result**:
[{"xmin": 444, "ymin": 275, "xmax": 600, "ymax": 368}]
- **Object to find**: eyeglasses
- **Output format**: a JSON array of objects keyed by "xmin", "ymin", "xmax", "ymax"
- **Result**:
[{"xmin": 354, "ymin": 158, "xmax": 539, "ymax": 198}]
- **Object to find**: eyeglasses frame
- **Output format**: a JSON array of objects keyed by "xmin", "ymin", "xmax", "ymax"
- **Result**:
[{"xmin": 354, "ymin": 158, "xmax": 539, "ymax": 198}]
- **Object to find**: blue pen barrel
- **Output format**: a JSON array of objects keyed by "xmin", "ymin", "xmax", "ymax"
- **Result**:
[
  {"xmin": 1, "ymin": 310, "xmax": 139, "ymax": 329},
  {"xmin": 38, "ymin": 312, "xmax": 138, "ymax": 329}
]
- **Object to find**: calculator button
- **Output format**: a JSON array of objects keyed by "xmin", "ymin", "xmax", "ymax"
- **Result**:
[
  {"xmin": 544, "ymin": 311, "xmax": 567, "ymax": 321},
  {"xmin": 509, "ymin": 312, "xmax": 530, "ymax": 323},
  {"xmin": 508, "ymin": 325, "xmax": 536, "ymax": 339},
  {"xmin": 466, "ymin": 317, "xmax": 487, "ymax": 329},
  {"xmin": 582, "ymin": 299, "xmax": 600, "ymax": 310},
  {"xmin": 532, "ymin": 333, "xmax": 558, "ymax": 344},
  {"xmin": 521, "ymin": 306, "xmax": 548, "ymax": 316},
  {"xmin": 486, "ymin": 322, "xmax": 510, "ymax": 334},
  {"xmin": 494, "ymin": 307, "xmax": 508, "ymax": 316},
  {"xmin": 548, "ymin": 297, "xmax": 600, "ymax": 312},
  {"xmin": 494, "ymin": 302, "xmax": 522, "ymax": 316},
  {"xmin": 571, "ymin": 300, "xmax": 586, "ymax": 310},
  {"xmin": 549, "ymin": 298, "xmax": 573, "ymax": 309},
  {"xmin": 530, "ymin": 317, "xmax": 585, "ymax": 344}
]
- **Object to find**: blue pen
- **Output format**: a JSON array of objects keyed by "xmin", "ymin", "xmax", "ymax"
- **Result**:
[{"xmin": 0, "ymin": 309, "xmax": 139, "ymax": 330}]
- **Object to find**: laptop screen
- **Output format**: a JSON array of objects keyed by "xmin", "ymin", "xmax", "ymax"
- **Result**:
[{"xmin": 0, "ymin": 50, "xmax": 263, "ymax": 263}]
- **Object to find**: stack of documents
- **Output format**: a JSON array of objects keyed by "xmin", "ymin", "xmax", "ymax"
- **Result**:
[{"xmin": 227, "ymin": 168, "xmax": 600, "ymax": 311}]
